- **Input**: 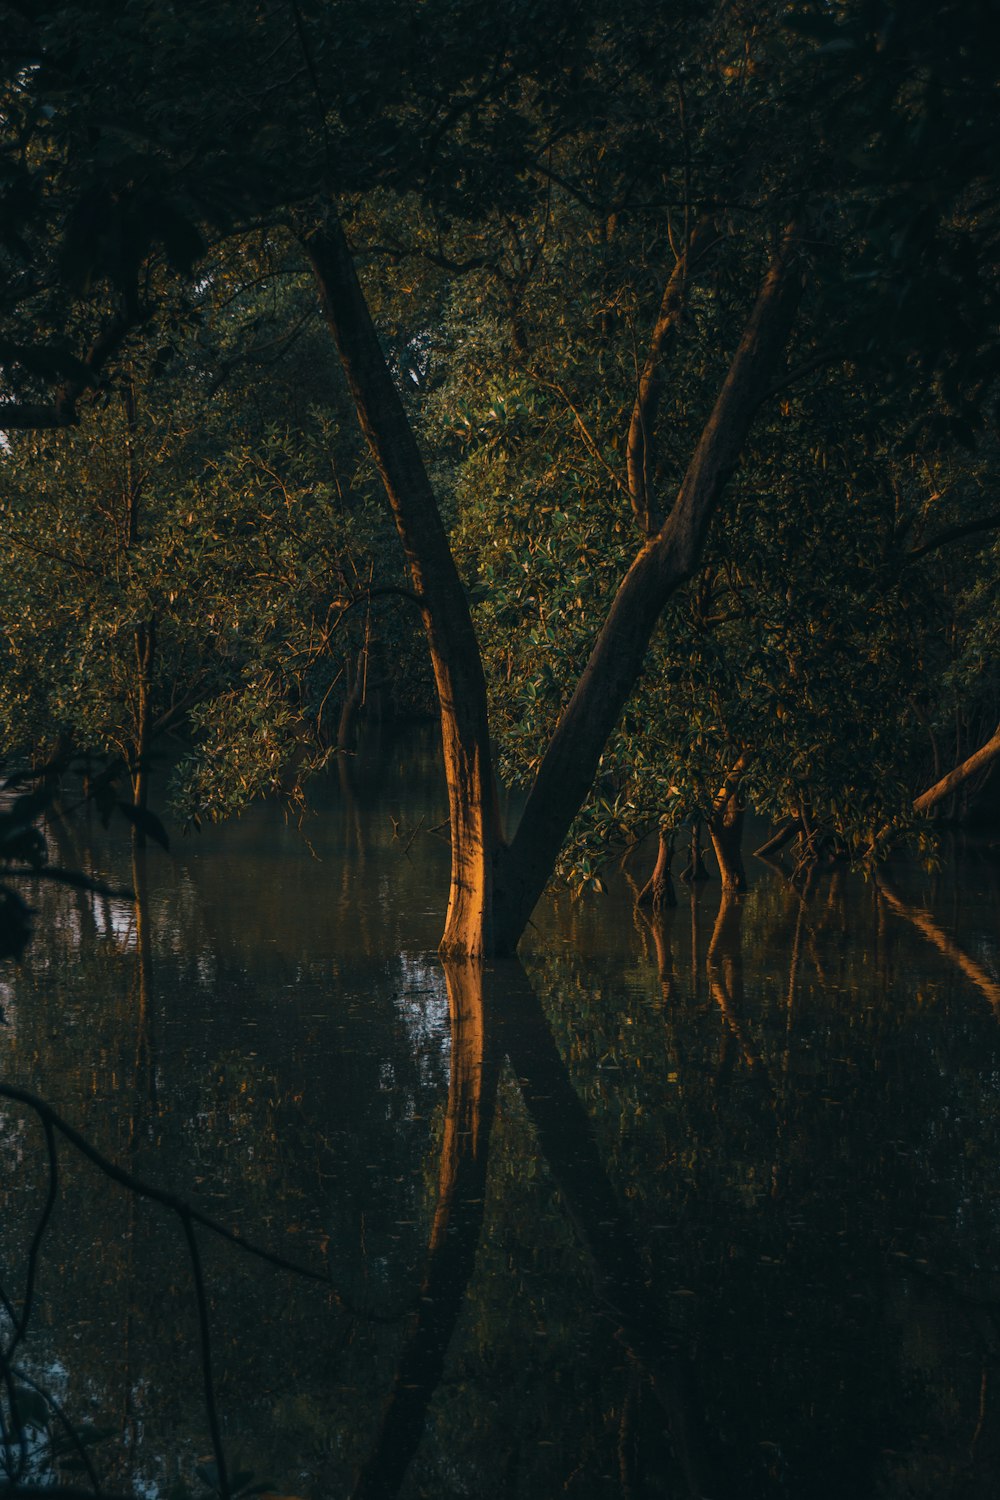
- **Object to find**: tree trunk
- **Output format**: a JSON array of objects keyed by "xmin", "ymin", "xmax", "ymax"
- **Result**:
[
  {"xmin": 637, "ymin": 825, "xmax": 678, "ymax": 912},
  {"xmin": 130, "ymin": 617, "xmax": 155, "ymax": 848},
  {"xmin": 495, "ymin": 233, "xmax": 803, "ymax": 950},
  {"xmin": 913, "ymin": 723, "xmax": 1000, "ymax": 818},
  {"xmin": 626, "ymin": 219, "xmax": 716, "ymax": 534},
  {"xmin": 680, "ymin": 819, "xmax": 710, "ymax": 883},
  {"xmin": 303, "ymin": 207, "xmax": 802, "ymax": 956},
  {"xmin": 708, "ymin": 795, "xmax": 747, "ymax": 891},
  {"xmin": 337, "ymin": 648, "xmax": 365, "ymax": 753},
  {"xmin": 300, "ymin": 211, "xmax": 501, "ymax": 958}
]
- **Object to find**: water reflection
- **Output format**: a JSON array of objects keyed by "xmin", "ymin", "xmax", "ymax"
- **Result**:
[
  {"xmin": 353, "ymin": 963, "xmax": 499, "ymax": 1500},
  {"xmin": 0, "ymin": 736, "xmax": 999, "ymax": 1498}
]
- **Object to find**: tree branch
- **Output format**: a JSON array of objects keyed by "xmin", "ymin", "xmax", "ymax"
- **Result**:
[
  {"xmin": 0, "ymin": 1085, "xmax": 337, "ymax": 1291},
  {"xmin": 497, "ymin": 228, "xmax": 805, "ymax": 949},
  {"xmin": 626, "ymin": 217, "xmax": 716, "ymax": 533},
  {"xmin": 0, "ymin": 299, "xmax": 146, "ymax": 432},
  {"xmin": 907, "ymin": 512, "xmax": 1000, "ymax": 561},
  {"xmin": 912, "ymin": 722, "xmax": 1000, "ymax": 817}
]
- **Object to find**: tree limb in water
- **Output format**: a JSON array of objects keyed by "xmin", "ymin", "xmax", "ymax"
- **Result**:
[{"xmin": 912, "ymin": 723, "xmax": 1000, "ymax": 817}]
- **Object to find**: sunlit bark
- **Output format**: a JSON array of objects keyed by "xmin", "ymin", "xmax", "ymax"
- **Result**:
[
  {"xmin": 497, "ymin": 234, "xmax": 803, "ymax": 950},
  {"xmin": 636, "ymin": 824, "xmax": 678, "ymax": 912},
  {"xmin": 912, "ymin": 723, "xmax": 1000, "ymax": 818},
  {"xmin": 304, "ymin": 207, "xmax": 802, "ymax": 955},
  {"xmin": 300, "ymin": 211, "xmax": 501, "ymax": 958},
  {"xmin": 707, "ymin": 794, "xmax": 747, "ymax": 891}
]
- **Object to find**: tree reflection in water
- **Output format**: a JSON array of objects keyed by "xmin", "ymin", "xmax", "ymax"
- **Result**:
[{"xmin": 1, "ymin": 802, "xmax": 1000, "ymax": 1499}]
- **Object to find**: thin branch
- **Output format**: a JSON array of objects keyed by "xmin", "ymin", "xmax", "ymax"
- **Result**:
[
  {"xmin": 626, "ymin": 217, "xmax": 717, "ymax": 533},
  {"xmin": 355, "ymin": 242, "xmax": 491, "ymax": 277},
  {"xmin": 0, "ymin": 295, "xmax": 149, "ymax": 433},
  {"xmin": 760, "ymin": 348, "xmax": 843, "ymax": 402},
  {"xmin": 907, "ymin": 512, "xmax": 1000, "ymax": 561},
  {"xmin": 0, "ymin": 531, "xmax": 98, "ymax": 578},
  {"xmin": 0, "ymin": 1086, "xmax": 335, "ymax": 1291},
  {"xmin": 528, "ymin": 374, "xmax": 628, "ymax": 497},
  {"xmin": 0, "ymin": 1085, "xmax": 410, "ymax": 1327},
  {"xmin": 205, "ymin": 303, "xmax": 318, "ymax": 398}
]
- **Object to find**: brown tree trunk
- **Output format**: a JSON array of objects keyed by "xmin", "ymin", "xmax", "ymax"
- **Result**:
[
  {"xmin": 337, "ymin": 648, "xmax": 365, "ymax": 753},
  {"xmin": 300, "ymin": 212, "xmax": 501, "ymax": 958},
  {"xmin": 496, "ymin": 234, "xmax": 803, "ymax": 950},
  {"xmin": 912, "ymin": 723, "xmax": 1000, "ymax": 818},
  {"xmin": 637, "ymin": 824, "xmax": 678, "ymax": 912},
  {"xmin": 680, "ymin": 819, "xmax": 711, "ymax": 883},
  {"xmin": 753, "ymin": 816, "xmax": 802, "ymax": 859},
  {"xmin": 708, "ymin": 795, "xmax": 747, "ymax": 891},
  {"xmin": 303, "ymin": 207, "xmax": 802, "ymax": 956}
]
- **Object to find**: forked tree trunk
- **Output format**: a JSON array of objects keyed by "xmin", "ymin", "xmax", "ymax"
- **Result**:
[
  {"xmin": 626, "ymin": 218, "xmax": 716, "ymax": 534},
  {"xmin": 303, "ymin": 208, "xmax": 802, "ymax": 956}
]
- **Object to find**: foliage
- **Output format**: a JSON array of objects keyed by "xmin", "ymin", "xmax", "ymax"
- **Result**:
[
  {"xmin": 0, "ymin": 0, "xmax": 997, "ymax": 884},
  {"xmin": 0, "ymin": 245, "xmax": 429, "ymax": 825}
]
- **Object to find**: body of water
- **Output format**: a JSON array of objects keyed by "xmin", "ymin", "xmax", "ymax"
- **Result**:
[{"xmin": 1, "ymin": 730, "xmax": 999, "ymax": 1498}]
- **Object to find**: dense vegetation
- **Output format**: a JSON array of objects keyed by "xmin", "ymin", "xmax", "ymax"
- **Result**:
[
  {"xmin": 1, "ymin": 8, "xmax": 999, "ymax": 1496},
  {"xmin": 0, "ymin": 0, "xmax": 997, "ymax": 948}
]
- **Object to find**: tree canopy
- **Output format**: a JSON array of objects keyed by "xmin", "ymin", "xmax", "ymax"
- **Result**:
[{"xmin": 0, "ymin": 0, "xmax": 997, "ymax": 951}]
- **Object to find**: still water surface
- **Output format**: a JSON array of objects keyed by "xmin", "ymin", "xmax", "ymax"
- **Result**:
[{"xmin": 1, "ymin": 732, "xmax": 999, "ymax": 1499}]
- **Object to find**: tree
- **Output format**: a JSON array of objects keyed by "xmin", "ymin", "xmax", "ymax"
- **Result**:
[
  {"xmin": 0, "ymin": 251, "xmax": 426, "ymax": 829},
  {"xmin": 2, "ymin": 0, "xmax": 998, "ymax": 953}
]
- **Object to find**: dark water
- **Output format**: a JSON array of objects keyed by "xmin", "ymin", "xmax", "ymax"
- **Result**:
[{"xmin": 1, "ymin": 731, "xmax": 999, "ymax": 1499}]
